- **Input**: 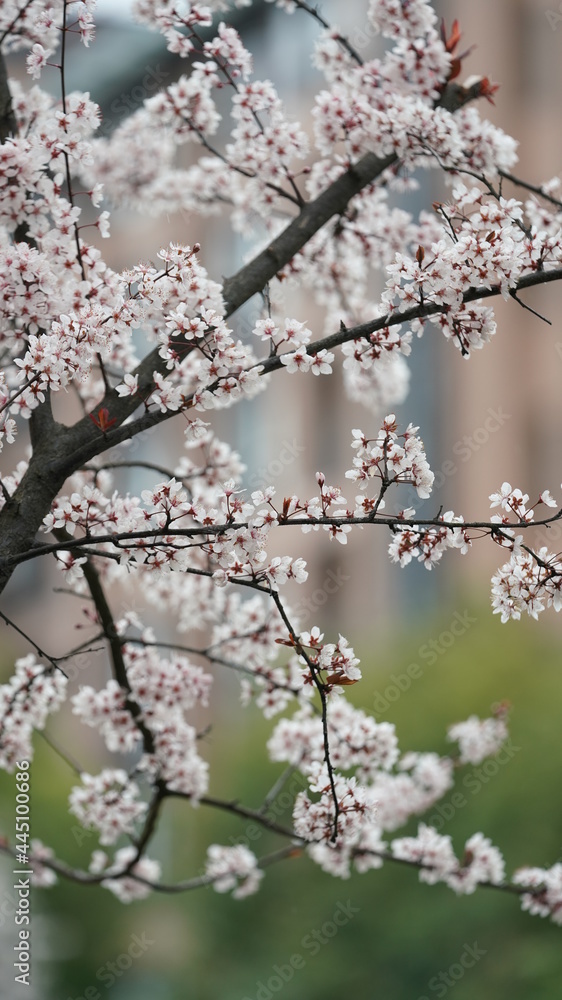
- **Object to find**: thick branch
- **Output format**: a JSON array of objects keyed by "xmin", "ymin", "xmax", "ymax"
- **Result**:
[
  {"xmin": 220, "ymin": 81, "xmax": 479, "ymax": 315},
  {"xmin": 220, "ymin": 151, "xmax": 397, "ymax": 315},
  {"xmin": 0, "ymin": 48, "xmax": 16, "ymax": 141},
  {"xmin": 0, "ymin": 423, "xmax": 77, "ymax": 593},
  {"xmin": 75, "ymin": 546, "xmax": 157, "ymax": 756},
  {"xmin": 63, "ymin": 82, "xmax": 480, "ymax": 444},
  {"xmin": 85, "ymin": 262, "xmax": 562, "ymax": 454}
]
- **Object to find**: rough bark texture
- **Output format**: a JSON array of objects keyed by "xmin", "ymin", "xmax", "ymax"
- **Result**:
[
  {"xmin": 0, "ymin": 423, "xmax": 71, "ymax": 593},
  {"xmin": 0, "ymin": 51, "xmax": 16, "ymax": 142},
  {"xmin": 221, "ymin": 150, "xmax": 398, "ymax": 315}
]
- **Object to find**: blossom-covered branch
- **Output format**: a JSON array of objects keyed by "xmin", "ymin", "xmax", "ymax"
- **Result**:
[{"xmin": 0, "ymin": 0, "xmax": 560, "ymax": 929}]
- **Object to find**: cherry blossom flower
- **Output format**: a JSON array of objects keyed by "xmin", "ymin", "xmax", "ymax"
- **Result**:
[
  {"xmin": 89, "ymin": 847, "xmax": 161, "ymax": 903},
  {"xmin": 115, "ymin": 373, "xmax": 139, "ymax": 397},
  {"xmin": 539, "ymin": 490, "xmax": 557, "ymax": 508},
  {"xmin": 68, "ymin": 769, "xmax": 147, "ymax": 845},
  {"xmin": 205, "ymin": 844, "xmax": 264, "ymax": 898},
  {"xmin": 0, "ymin": 656, "xmax": 67, "ymax": 770},
  {"xmin": 447, "ymin": 712, "xmax": 509, "ymax": 765},
  {"xmin": 514, "ymin": 865, "xmax": 562, "ymax": 925},
  {"xmin": 26, "ymin": 44, "xmax": 48, "ymax": 79},
  {"xmin": 280, "ymin": 349, "xmax": 313, "ymax": 374}
]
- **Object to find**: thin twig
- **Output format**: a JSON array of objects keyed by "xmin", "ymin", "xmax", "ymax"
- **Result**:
[
  {"xmin": 260, "ymin": 764, "xmax": 302, "ymax": 816},
  {"xmin": 0, "ymin": 607, "xmax": 68, "ymax": 676},
  {"xmin": 268, "ymin": 588, "xmax": 341, "ymax": 843},
  {"xmin": 37, "ymin": 728, "xmax": 84, "ymax": 775},
  {"xmin": 293, "ymin": 0, "xmax": 364, "ymax": 65},
  {"xmin": 0, "ymin": 0, "xmax": 37, "ymax": 46},
  {"xmin": 499, "ymin": 169, "xmax": 562, "ymax": 211},
  {"xmin": 165, "ymin": 789, "xmax": 299, "ymax": 840}
]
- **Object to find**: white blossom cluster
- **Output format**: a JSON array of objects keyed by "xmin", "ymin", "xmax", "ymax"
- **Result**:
[
  {"xmin": 392, "ymin": 826, "xmax": 505, "ymax": 895},
  {"xmin": 447, "ymin": 712, "xmax": 509, "ymax": 766},
  {"xmin": 68, "ymin": 769, "xmax": 147, "ymax": 846},
  {"xmin": 205, "ymin": 844, "xmax": 264, "ymax": 898},
  {"xmin": 487, "ymin": 483, "xmax": 562, "ymax": 621},
  {"xmin": 89, "ymin": 846, "xmax": 161, "ymax": 903},
  {"xmin": 0, "ymin": 656, "xmax": 67, "ymax": 770},
  {"xmin": 268, "ymin": 701, "xmax": 508, "ymax": 882},
  {"xmin": 346, "ymin": 415, "xmax": 434, "ymax": 500},
  {"xmin": 513, "ymin": 865, "xmax": 562, "ymax": 925}
]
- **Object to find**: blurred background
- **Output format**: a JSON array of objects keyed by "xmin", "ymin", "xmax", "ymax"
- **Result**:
[{"xmin": 1, "ymin": 0, "xmax": 562, "ymax": 997}]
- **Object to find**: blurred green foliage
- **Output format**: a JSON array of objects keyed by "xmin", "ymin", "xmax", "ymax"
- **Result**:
[{"xmin": 1, "ymin": 601, "xmax": 561, "ymax": 999}]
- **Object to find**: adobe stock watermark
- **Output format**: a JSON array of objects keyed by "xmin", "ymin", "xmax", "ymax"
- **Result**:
[
  {"xmin": 100, "ymin": 65, "xmax": 169, "ymax": 134},
  {"xmin": 227, "ymin": 770, "xmax": 307, "ymax": 855},
  {"xmin": 65, "ymin": 932, "xmax": 155, "ymax": 1000},
  {"xmin": 248, "ymin": 439, "xmax": 306, "ymax": 493},
  {"xmin": 426, "ymin": 737, "xmax": 521, "ymax": 833},
  {"xmin": 403, "ymin": 406, "xmax": 511, "ymax": 511},
  {"xmin": 62, "ymin": 652, "xmax": 92, "ymax": 685},
  {"xmin": 0, "ymin": 888, "xmax": 20, "ymax": 929},
  {"xmin": 372, "ymin": 610, "xmax": 476, "ymax": 715},
  {"xmin": 417, "ymin": 941, "xmax": 487, "ymax": 999},
  {"xmin": 291, "ymin": 565, "xmax": 351, "ymax": 622},
  {"xmin": 105, "ymin": 421, "xmax": 159, "ymax": 464},
  {"xmin": 241, "ymin": 900, "xmax": 360, "ymax": 1000},
  {"xmin": 345, "ymin": 14, "xmax": 379, "ymax": 53}
]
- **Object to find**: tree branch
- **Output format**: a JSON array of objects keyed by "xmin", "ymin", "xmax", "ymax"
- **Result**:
[
  {"xmin": 0, "ymin": 828, "xmax": 550, "ymax": 904},
  {"xmin": 79, "ymin": 261, "xmax": 562, "ymax": 455},
  {"xmin": 65, "ymin": 536, "xmax": 157, "ymax": 756},
  {"xmin": 3, "ymin": 506, "xmax": 562, "ymax": 572},
  {"xmin": 0, "ymin": 49, "xmax": 16, "ymax": 141}
]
